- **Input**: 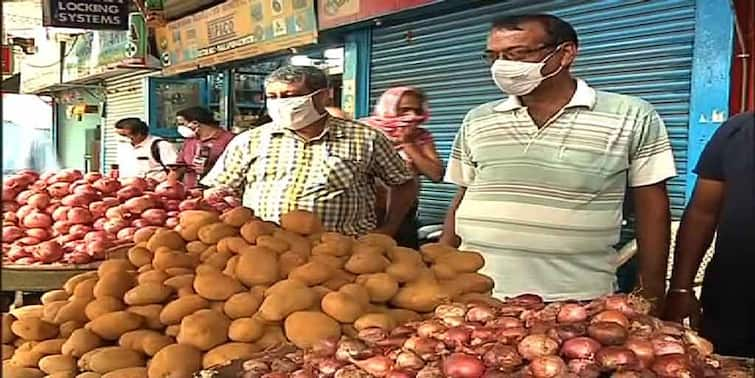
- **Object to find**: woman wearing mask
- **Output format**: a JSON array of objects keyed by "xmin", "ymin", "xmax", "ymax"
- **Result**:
[
  {"xmin": 175, "ymin": 106, "xmax": 235, "ymax": 188},
  {"xmin": 362, "ymin": 86, "xmax": 443, "ymax": 248}
]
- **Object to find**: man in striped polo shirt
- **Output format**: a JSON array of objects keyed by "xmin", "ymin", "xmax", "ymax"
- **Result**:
[{"xmin": 441, "ymin": 14, "xmax": 677, "ymax": 306}]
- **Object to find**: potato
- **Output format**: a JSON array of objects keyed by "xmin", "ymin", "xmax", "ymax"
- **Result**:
[
  {"xmin": 198, "ymin": 246, "xmax": 218, "ymax": 262},
  {"xmin": 84, "ymin": 311, "xmax": 143, "ymax": 340},
  {"xmin": 63, "ymin": 272, "xmax": 99, "ymax": 295},
  {"xmin": 278, "ymin": 251, "xmax": 307, "ymax": 278},
  {"xmin": 431, "ymin": 263, "xmax": 457, "ymax": 280},
  {"xmin": 12, "ymin": 318, "xmax": 58, "ymax": 341},
  {"xmin": 280, "ymin": 210, "xmax": 323, "ymax": 235},
  {"xmin": 390, "ymin": 279, "xmax": 451, "ymax": 313},
  {"xmin": 146, "ymin": 230, "xmax": 185, "ymax": 253},
  {"xmin": 254, "ymin": 326, "xmax": 286, "ymax": 350},
  {"xmin": 125, "ymin": 305, "xmax": 163, "ymax": 330},
  {"xmin": 41, "ymin": 290, "xmax": 70, "ymax": 305},
  {"xmin": 82, "ymin": 347, "xmax": 144, "ymax": 374},
  {"xmin": 185, "ymin": 241, "xmax": 209, "ymax": 255},
  {"xmin": 288, "ymin": 261, "xmax": 334, "ymax": 286},
  {"xmin": 311, "ymin": 240, "xmax": 352, "ymax": 257},
  {"xmin": 235, "ymin": 247, "xmax": 278, "ymax": 287},
  {"xmin": 321, "ymin": 292, "xmax": 364, "ymax": 323},
  {"xmin": 388, "ymin": 247, "xmax": 424, "ymax": 265},
  {"xmin": 127, "ymin": 247, "xmax": 152, "ymax": 268},
  {"xmin": 61, "ymin": 329, "xmax": 102, "ymax": 358},
  {"xmin": 354, "ymin": 313, "xmax": 397, "ymax": 331},
  {"xmin": 10, "ymin": 305, "xmax": 44, "ymax": 320},
  {"xmin": 264, "ymin": 279, "xmax": 306, "ymax": 297},
  {"xmin": 176, "ymin": 309, "xmax": 230, "ymax": 351},
  {"xmin": 38, "ymin": 354, "xmax": 77, "ymax": 374},
  {"xmin": 351, "ymin": 242, "xmax": 385, "ymax": 256},
  {"xmin": 310, "ymin": 254, "xmax": 346, "ymax": 270},
  {"xmin": 3, "ymin": 344, "xmax": 15, "ymax": 360},
  {"xmin": 132, "ymin": 228, "xmax": 157, "ymax": 244},
  {"xmin": 123, "ymin": 283, "xmax": 172, "ymax": 306},
  {"xmin": 339, "ymin": 284, "xmax": 370, "ymax": 307},
  {"xmin": 193, "ymin": 269, "xmax": 244, "ymax": 301},
  {"xmin": 71, "ymin": 278, "xmax": 97, "ymax": 300},
  {"xmin": 137, "ymin": 265, "xmax": 152, "ymax": 274},
  {"xmin": 201, "ymin": 342, "xmax": 259, "ymax": 369},
  {"xmin": 58, "ymin": 321, "xmax": 81, "ymax": 339},
  {"xmin": 2, "ymin": 365, "xmax": 45, "ymax": 378},
  {"xmin": 101, "ymin": 367, "xmax": 146, "ymax": 378},
  {"xmin": 85, "ymin": 297, "xmax": 125, "ymax": 321},
  {"xmin": 257, "ymin": 285, "xmax": 316, "ymax": 322},
  {"xmin": 97, "ymin": 260, "xmax": 135, "ymax": 277},
  {"xmin": 164, "ymin": 325, "xmax": 179, "ymax": 337},
  {"xmin": 419, "ymin": 243, "xmax": 456, "ymax": 263},
  {"xmin": 217, "ymin": 237, "xmax": 249, "ymax": 255},
  {"xmin": 203, "ymin": 250, "xmax": 232, "ymax": 270},
  {"xmin": 344, "ymin": 251, "xmax": 390, "ymax": 275},
  {"xmin": 118, "ymin": 330, "xmax": 172, "ymax": 356},
  {"xmin": 179, "ymin": 210, "xmax": 219, "ymax": 228},
  {"xmin": 255, "ymin": 235, "xmax": 289, "ymax": 254},
  {"xmin": 32, "ymin": 339, "xmax": 66, "ymax": 355},
  {"xmin": 227, "ymin": 318, "xmax": 265, "ymax": 343},
  {"xmin": 197, "ymin": 223, "xmax": 237, "ymax": 245},
  {"xmin": 362, "ymin": 273, "xmax": 399, "ymax": 303},
  {"xmin": 385, "ymin": 262, "xmax": 423, "ymax": 283},
  {"xmin": 239, "ymin": 220, "xmax": 275, "ymax": 244},
  {"xmin": 159, "ymin": 295, "xmax": 209, "ymax": 325},
  {"xmin": 147, "ymin": 344, "xmax": 202, "ymax": 378},
  {"xmin": 10, "ymin": 347, "xmax": 44, "ymax": 367},
  {"xmin": 387, "ymin": 308, "xmax": 421, "ymax": 324},
  {"xmin": 76, "ymin": 373, "xmax": 100, "ymax": 378},
  {"xmin": 93, "ymin": 271, "xmax": 136, "ymax": 300},
  {"xmin": 321, "ymin": 269, "xmax": 355, "ymax": 291},
  {"xmin": 358, "ymin": 233, "xmax": 397, "ymax": 251},
  {"xmin": 284, "ymin": 311, "xmax": 340, "ymax": 349},
  {"xmin": 223, "ymin": 293, "xmax": 262, "ymax": 319},
  {"xmin": 2, "ymin": 313, "xmax": 16, "ymax": 343},
  {"xmin": 151, "ymin": 249, "xmax": 197, "ymax": 272},
  {"xmin": 136, "ymin": 270, "xmax": 168, "ymax": 285},
  {"xmin": 456, "ymin": 293, "xmax": 505, "ymax": 307},
  {"xmin": 42, "ymin": 301, "xmax": 68, "ymax": 323},
  {"xmin": 219, "ymin": 207, "xmax": 254, "ymax": 227},
  {"xmin": 273, "ymin": 229, "xmax": 311, "ymax": 256},
  {"xmin": 435, "ymin": 251, "xmax": 484, "ymax": 273},
  {"xmin": 446, "ymin": 272, "xmax": 494, "ymax": 294}
]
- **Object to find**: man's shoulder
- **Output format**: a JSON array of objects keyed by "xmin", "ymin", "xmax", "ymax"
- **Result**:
[
  {"xmin": 331, "ymin": 117, "xmax": 384, "ymax": 139},
  {"xmin": 592, "ymin": 90, "xmax": 657, "ymax": 116},
  {"xmin": 463, "ymin": 100, "xmax": 508, "ymax": 123}
]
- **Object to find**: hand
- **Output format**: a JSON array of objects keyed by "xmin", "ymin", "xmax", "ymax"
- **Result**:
[
  {"xmin": 438, "ymin": 232, "xmax": 460, "ymax": 248},
  {"xmin": 634, "ymin": 284, "xmax": 667, "ymax": 316},
  {"xmin": 663, "ymin": 290, "xmax": 702, "ymax": 329},
  {"xmin": 373, "ymin": 225, "xmax": 398, "ymax": 237}
]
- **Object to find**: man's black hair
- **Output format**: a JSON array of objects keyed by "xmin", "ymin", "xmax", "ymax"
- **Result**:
[
  {"xmin": 265, "ymin": 65, "xmax": 330, "ymax": 92},
  {"xmin": 177, "ymin": 106, "xmax": 218, "ymax": 126},
  {"xmin": 491, "ymin": 14, "xmax": 579, "ymax": 47},
  {"xmin": 114, "ymin": 118, "xmax": 149, "ymax": 135}
]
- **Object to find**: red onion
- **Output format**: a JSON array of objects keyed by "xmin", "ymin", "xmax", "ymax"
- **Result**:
[
  {"xmin": 486, "ymin": 317, "xmax": 522, "ymax": 329},
  {"xmin": 658, "ymin": 321, "xmax": 685, "ymax": 337},
  {"xmin": 291, "ymin": 370, "xmax": 316, "ymax": 378},
  {"xmin": 567, "ymin": 359, "xmax": 600, "ymax": 378},
  {"xmin": 311, "ymin": 338, "xmax": 338, "ymax": 357},
  {"xmin": 352, "ymin": 355, "xmax": 393, "ymax": 377},
  {"xmin": 497, "ymin": 304, "xmax": 528, "ymax": 317},
  {"xmin": 651, "ymin": 354, "xmax": 699, "ymax": 377},
  {"xmin": 243, "ymin": 360, "xmax": 270, "ymax": 375},
  {"xmin": 624, "ymin": 337, "xmax": 655, "ymax": 368},
  {"xmin": 377, "ymin": 336, "xmax": 410, "ymax": 348},
  {"xmin": 591, "ymin": 310, "xmax": 630, "ymax": 328},
  {"xmin": 386, "ymin": 370, "xmax": 415, "ymax": 378},
  {"xmin": 435, "ymin": 303, "xmax": 468, "ymax": 319},
  {"xmin": 683, "ymin": 330, "xmax": 714, "ymax": 356},
  {"xmin": 443, "ymin": 326, "xmax": 472, "ymax": 347},
  {"xmin": 651, "ymin": 336, "xmax": 685, "ymax": 356},
  {"xmin": 318, "ymin": 358, "xmax": 346, "ymax": 376},
  {"xmin": 261, "ymin": 373, "xmax": 287, "ymax": 378},
  {"xmin": 442, "ymin": 316, "xmax": 466, "ymax": 327},
  {"xmin": 417, "ymin": 321, "xmax": 447, "ymax": 338},
  {"xmin": 335, "ymin": 339, "xmax": 370, "ymax": 361},
  {"xmin": 595, "ymin": 346, "xmax": 639, "ymax": 370},
  {"xmin": 395, "ymin": 350, "xmax": 425, "ymax": 371},
  {"xmin": 358, "ymin": 327, "xmax": 388, "ymax": 343},
  {"xmin": 528, "ymin": 355, "xmax": 567, "ymax": 378},
  {"xmin": 497, "ymin": 327, "xmax": 528, "ymax": 344},
  {"xmin": 404, "ymin": 336, "xmax": 446, "ymax": 360},
  {"xmin": 442, "ymin": 353, "xmax": 485, "ymax": 378},
  {"xmin": 610, "ymin": 369, "xmax": 656, "ymax": 378},
  {"xmin": 391, "ymin": 326, "xmax": 415, "ymax": 337},
  {"xmin": 560, "ymin": 337, "xmax": 601, "ymax": 359},
  {"xmin": 557, "ymin": 303, "xmax": 588, "ymax": 323},
  {"xmin": 415, "ymin": 365, "xmax": 444, "ymax": 378},
  {"xmin": 481, "ymin": 344, "xmax": 523, "ymax": 371},
  {"xmin": 466, "ymin": 306, "xmax": 496, "ymax": 323},
  {"xmin": 603, "ymin": 295, "xmax": 637, "ymax": 316},
  {"xmin": 470, "ymin": 327, "xmax": 497, "ymax": 346},
  {"xmin": 517, "ymin": 334, "xmax": 559, "ymax": 360},
  {"xmin": 509, "ymin": 293, "xmax": 544, "ymax": 307},
  {"xmin": 587, "ymin": 322, "xmax": 628, "ymax": 346},
  {"xmin": 547, "ymin": 323, "xmax": 587, "ymax": 342}
]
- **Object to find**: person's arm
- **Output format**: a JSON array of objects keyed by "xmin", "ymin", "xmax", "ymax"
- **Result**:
[
  {"xmin": 200, "ymin": 132, "xmax": 251, "ymax": 196},
  {"xmin": 402, "ymin": 141, "xmax": 444, "ymax": 182},
  {"xmin": 626, "ymin": 109, "xmax": 678, "ymax": 310},
  {"xmin": 370, "ymin": 132, "xmax": 418, "ymax": 236},
  {"xmin": 440, "ymin": 187, "xmax": 465, "ymax": 247}
]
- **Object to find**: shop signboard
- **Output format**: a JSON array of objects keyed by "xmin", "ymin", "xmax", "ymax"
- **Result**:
[
  {"xmin": 20, "ymin": 59, "xmax": 61, "ymax": 94},
  {"xmin": 42, "ymin": 0, "xmax": 130, "ymax": 30},
  {"xmin": 154, "ymin": 0, "xmax": 318, "ymax": 75},
  {"xmin": 317, "ymin": 0, "xmax": 440, "ymax": 30}
]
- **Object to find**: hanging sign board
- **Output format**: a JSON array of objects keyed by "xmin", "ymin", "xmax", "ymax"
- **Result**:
[
  {"xmin": 318, "ymin": 0, "xmax": 440, "ymax": 30},
  {"xmin": 42, "ymin": 0, "xmax": 130, "ymax": 30},
  {"xmin": 154, "ymin": 0, "xmax": 318, "ymax": 75},
  {"xmin": 1, "ymin": 45, "xmax": 13, "ymax": 75}
]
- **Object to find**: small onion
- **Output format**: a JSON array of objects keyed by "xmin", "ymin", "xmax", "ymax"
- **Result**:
[
  {"xmin": 435, "ymin": 303, "xmax": 468, "ymax": 319},
  {"xmin": 417, "ymin": 321, "xmax": 447, "ymax": 338},
  {"xmin": 547, "ymin": 323, "xmax": 587, "ymax": 342},
  {"xmin": 416, "ymin": 365, "xmax": 444, "ymax": 378},
  {"xmin": 683, "ymin": 330, "xmax": 714, "ymax": 356},
  {"xmin": 517, "ymin": 334, "xmax": 559, "ymax": 360},
  {"xmin": 466, "ymin": 306, "xmax": 496, "ymax": 323},
  {"xmin": 486, "ymin": 316, "xmax": 522, "ymax": 329},
  {"xmin": 395, "ymin": 350, "xmax": 425, "ymax": 370},
  {"xmin": 651, "ymin": 354, "xmax": 697, "ymax": 377},
  {"xmin": 560, "ymin": 337, "xmax": 601, "ymax": 359},
  {"xmin": 470, "ymin": 327, "xmax": 497, "ymax": 346},
  {"xmin": 587, "ymin": 322, "xmax": 628, "ymax": 346},
  {"xmin": 528, "ymin": 355, "xmax": 567, "ymax": 378},
  {"xmin": 603, "ymin": 295, "xmax": 637, "ymax": 316},
  {"xmin": 498, "ymin": 327, "xmax": 528, "ymax": 345},
  {"xmin": 442, "ymin": 326, "xmax": 472, "ymax": 347},
  {"xmin": 442, "ymin": 316, "xmax": 466, "ymax": 327},
  {"xmin": 557, "ymin": 303, "xmax": 588, "ymax": 323},
  {"xmin": 334, "ymin": 365, "xmax": 372, "ymax": 378},
  {"xmin": 386, "ymin": 370, "xmax": 415, "ymax": 378},
  {"xmin": 352, "ymin": 356, "xmax": 394, "ymax": 377},
  {"xmin": 624, "ymin": 337, "xmax": 655, "ymax": 368},
  {"xmin": 335, "ymin": 339, "xmax": 370, "ymax": 361},
  {"xmin": 567, "ymin": 359, "xmax": 600, "ymax": 378},
  {"xmin": 651, "ymin": 336, "xmax": 685, "ymax": 356},
  {"xmin": 591, "ymin": 310, "xmax": 630, "ymax": 328},
  {"xmin": 482, "ymin": 344, "xmax": 523, "ymax": 371},
  {"xmin": 442, "ymin": 353, "xmax": 485, "ymax": 378},
  {"xmin": 595, "ymin": 346, "xmax": 639, "ymax": 370},
  {"xmin": 358, "ymin": 327, "xmax": 388, "ymax": 343}
]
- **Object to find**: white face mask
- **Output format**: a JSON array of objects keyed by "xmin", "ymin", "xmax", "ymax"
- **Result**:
[
  {"xmin": 266, "ymin": 90, "xmax": 327, "ymax": 131},
  {"xmin": 490, "ymin": 46, "xmax": 564, "ymax": 96},
  {"xmin": 177, "ymin": 125, "xmax": 196, "ymax": 138}
]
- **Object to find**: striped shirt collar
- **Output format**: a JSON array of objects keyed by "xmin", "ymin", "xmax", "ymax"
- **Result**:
[
  {"xmin": 493, "ymin": 79, "xmax": 597, "ymax": 112},
  {"xmin": 269, "ymin": 116, "xmax": 347, "ymax": 140}
]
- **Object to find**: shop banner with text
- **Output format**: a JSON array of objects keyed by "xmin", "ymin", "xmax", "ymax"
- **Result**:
[
  {"xmin": 43, "ymin": 0, "xmax": 129, "ymax": 30},
  {"xmin": 318, "ymin": 0, "xmax": 439, "ymax": 30},
  {"xmin": 155, "ymin": 0, "xmax": 318, "ymax": 75}
]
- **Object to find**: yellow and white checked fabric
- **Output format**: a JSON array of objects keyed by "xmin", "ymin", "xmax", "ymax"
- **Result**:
[{"xmin": 201, "ymin": 117, "xmax": 414, "ymax": 236}]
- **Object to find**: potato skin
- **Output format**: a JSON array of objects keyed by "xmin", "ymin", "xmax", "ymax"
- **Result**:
[
  {"xmin": 101, "ymin": 367, "xmax": 147, "ymax": 378},
  {"xmin": 280, "ymin": 210, "xmax": 323, "ymax": 235},
  {"xmin": 38, "ymin": 354, "xmax": 77, "ymax": 374},
  {"xmin": 176, "ymin": 310, "xmax": 230, "ymax": 351},
  {"xmin": 223, "ymin": 292, "xmax": 262, "ymax": 319},
  {"xmin": 85, "ymin": 297, "xmax": 126, "ymax": 321},
  {"xmin": 321, "ymin": 292, "xmax": 364, "ymax": 323},
  {"xmin": 123, "ymin": 283, "xmax": 172, "ymax": 306},
  {"xmin": 235, "ymin": 247, "xmax": 279, "ymax": 287},
  {"xmin": 193, "ymin": 270, "xmax": 244, "ymax": 301},
  {"xmin": 159, "ymin": 295, "xmax": 209, "ymax": 325},
  {"xmin": 125, "ymin": 305, "xmax": 164, "ymax": 331},
  {"xmin": 11, "ymin": 318, "xmax": 58, "ymax": 341},
  {"xmin": 84, "ymin": 311, "xmax": 143, "ymax": 340},
  {"xmin": 201, "ymin": 342, "xmax": 260, "ymax": 369},
  {"xmin": 61, "ymin": 329, "xmax": 103, "ymax": 357},
  {"xmin": 3, "ymin": 313, "xmax": 17, "ymax": 344},
  {"xmin": 82, "ymin": 347, "xmax": 145, "ymax": 374},
  {"xmin": 147, "ymin": 344, "xmax": 203, "ymax": 378},
  {"xmin": 227, "ymin": 318, "xmax": 265, "ymax": 343},
  {"xmin": 284, "ymin": 311, "xmax": 341, "ymax": 349}
]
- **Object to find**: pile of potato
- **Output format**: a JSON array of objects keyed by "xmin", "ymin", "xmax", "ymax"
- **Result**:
[{"xmin": 2, "ymin": 208, "xmax": 495, "ymax": 378}]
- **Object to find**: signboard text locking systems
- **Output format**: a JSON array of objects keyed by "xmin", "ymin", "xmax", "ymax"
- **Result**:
[{"xmin": 43, "ymin": 0, "xmax": 129, "ymax": 30}]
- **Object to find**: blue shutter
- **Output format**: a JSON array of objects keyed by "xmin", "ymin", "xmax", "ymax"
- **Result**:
[{"xmin": 370, "ymin": 0, "xmax": 695, "ymax": 225}]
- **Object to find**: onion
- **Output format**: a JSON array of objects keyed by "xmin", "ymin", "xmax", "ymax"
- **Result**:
[
  {"xmin": 481, "ymin": 343, "xmax": 522, "ymax": 371},
  {"xmin": 470, "ymin": 327, "xmax": 497, "ymax": 346},
  {"xmin": 528, "ymin": 355, "xmax": 566, "ymax": 378},
  {"xmin": 595, "ymin": 346, "xmax": 639, "ymax": 370},
  {"xmin": 466, "ymin": 306, "xmax": 496, "ymax": 323},
  {"xmin": 683, "ymin": 330, "xmax": 714, "ymax": 356},
  {"xmin": 395, "ymin": 350, "xmax": 425, "ymax": 370},
  {"xmin": 352, "ymin": 355, "xmax": 393, "ymax": 377},
  {"xmin": 335, "ymin": 339, "xmax": 370, "ymax": 362},
  {"xmin": 486, "ymin": 317, "xmax": 522, "ymax": 329},
  {"xmin": 442, "ymin": 326, "xmax": 472, "ymax": 347},
  {"xmin": 155, "ymin": 179, "xmax": 186, "ymax": 200},
  {"xmin": 516, "ymin": 334, "xmax": 559, "ymax": 360},
  {"xmin": 560, "ymin": 337, "xmax": 601, "ymax": 359},
  {"xmin": 567, "ymin": 359, "xmax": 600, "ymax": 378},
  {"xmin": 587, "ymin": 322, "xmax": 628, "ymax": 346},
  {"xmin": 290, "ymin": 369, "xmax": 316, "ymax": 378},
  {"xmin": 624, "ymin": 337, "xmax": 655, "ymax": 368},
  {"xmin": 404, "ymin": 336, "xmax": 446, "ymax": 360},
  {"xmin": 547, "ymin": 323, "xmax": 586, "ymax": 342},
  {"xmin": 651, "ymin": 336, "xmax": 685, "ymax": 356},
  {"xmin": 311, "ymin": 338, "xmax": 338, "ymax": 357},
  {"xmin": 509, "ymin": 293, "xmax": 544, "ymax": 307},
  {"xmin": 651, "ymin": 354, "xmax": 698, "ymax": 377},
  {"xmin": 442, "ymin": 353, "xmax": 485, "ymax": 378},
  {"xmin": 417, "ymin": 321, "xmax": 446, "ymax": 338},
  {"xmin": 603, "ymin": 295, "xmax": 638, "ymax": 317},
  {"xmin": 435, "ymin": 304, "xmax": 468, "ymax": 319},
  {"xmin": 386, "ymin": 370, "xmax": 414, "ymax": 378},
  {"xmin": 497, "ymin": 327, "xmax": 528, "ymax": 344},
  {"xmin": 591, "ymin": 310, "xmax": 630, "ymax": 328},
  {"xmin": 22, "ymin": 212, "xmax": 53, "ymax": 228},
  {"xmin": 557, "ymin": 303, "xmax": 588, "ymax": 323},
  {"xmin": 416, "ymin": 365, "xmax": 444, "ymax": 378}
]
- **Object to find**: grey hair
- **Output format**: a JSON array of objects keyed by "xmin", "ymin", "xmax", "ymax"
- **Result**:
[{"xmin": 264, "ymin": 65, "xmax": 329, "ymax": 92}]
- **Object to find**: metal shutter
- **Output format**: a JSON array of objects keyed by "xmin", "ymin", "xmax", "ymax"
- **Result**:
[{"xmin": 370, "ymin": 0, "xmax": 695, "ymax": 225}]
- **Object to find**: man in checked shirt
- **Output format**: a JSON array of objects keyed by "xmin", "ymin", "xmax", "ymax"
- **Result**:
[{"xmin": 202, "ymin": 65, "xmax": 419, "ymax": 237}]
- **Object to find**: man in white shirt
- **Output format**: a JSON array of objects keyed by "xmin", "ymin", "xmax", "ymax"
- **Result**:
[{"xmin": 114, "ymin": 118, "xmax": 178, "ymax": 181}]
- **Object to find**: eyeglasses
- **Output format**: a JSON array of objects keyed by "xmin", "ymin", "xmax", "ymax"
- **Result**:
[{"xmin": 481, "ymin": 44, "xmax": 556, "ymax": 65}]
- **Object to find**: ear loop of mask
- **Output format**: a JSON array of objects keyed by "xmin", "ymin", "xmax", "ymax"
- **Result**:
[{"xmin": 509, "ymin": 44, "xmax": 566, "ymax": 87}]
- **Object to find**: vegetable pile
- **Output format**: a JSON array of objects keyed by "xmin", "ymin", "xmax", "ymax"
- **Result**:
[
  {"xmin": 2, "ymin": 209, "xmax": 499, "ymax": 378},
  {"xmin": 1, "ymin": 170, "xmax": 236, "ymax": 266},
  {"xmin": 206, "ymin": 295, "xmax": 752, "ymax": 378}
]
